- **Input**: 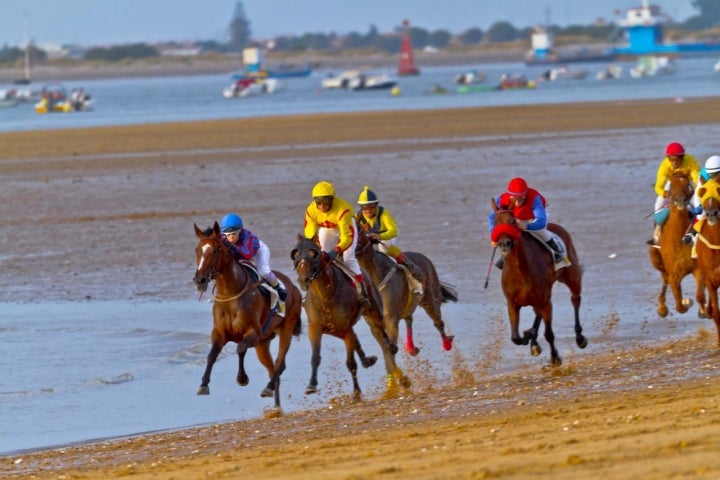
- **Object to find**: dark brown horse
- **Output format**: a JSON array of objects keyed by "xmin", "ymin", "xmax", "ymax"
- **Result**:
[
  {"xmin": 291, "ymin": 235, "xmax": 408, "ymax": 398},
  {"xmin": 355, "ymin": 232, "xmax": 457, "ymax": 355},
  {"xmin": 193, "ymin": 222, "xmax": 302, "ymax": 410},
  {"xmin": 694, "ymin": 186, "xmax": 720, "ymax": 345},
  {"xmin": 490, "ymin": 199, "xmax": 587, "ymax": 365},
  {"xmin": 649, "ymin": 173, "xmax": 707, "ymax": 318}
]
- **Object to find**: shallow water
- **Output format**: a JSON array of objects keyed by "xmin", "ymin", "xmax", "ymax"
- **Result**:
[{"xmin": 0, "ymin": 57, "xmax": 718, "ymax": 133}]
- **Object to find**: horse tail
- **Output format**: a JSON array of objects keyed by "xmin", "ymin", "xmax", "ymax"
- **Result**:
[
  {"xmin": 440, "ymin": 281, "xmax": 459, "ymax": 303},
  {"xmin": 292, "ymin": 316, "xmax": 302, "ymax": 337}
]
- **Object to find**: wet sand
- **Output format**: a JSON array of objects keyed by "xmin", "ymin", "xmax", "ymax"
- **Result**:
[{"xmin": 2, "ymin": 98, "xmax": 720, "ymax": 478}]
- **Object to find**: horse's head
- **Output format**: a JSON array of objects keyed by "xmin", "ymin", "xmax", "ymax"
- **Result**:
[
  {"xmin": 193, "ymin": 222, "xmax": 227, "ymax": 293},
  {"xmin": 354, "ymin": 230, "xmax": 377, "ymax": 260},
  {"xmin": 291, "ymin": 234, "xmax": 327, "ymax": 291},
  {"xmin": 668, "ymin": 173, "xmax": 693, "ymax": 210},
  {"xmin": 490, "ymin": 197, "xmax": 523, "ymax": 256},
  {"xmin": 699, "ymin": 183, "xmax": 720, "ymax": 226}
]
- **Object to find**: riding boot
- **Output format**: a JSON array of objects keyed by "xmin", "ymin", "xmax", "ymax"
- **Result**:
[
  {"xmin": 495, "ymin": 257, "xmax": 504, "ymax": 270},
  {"xmin": 397, "ymin": 253, "xmax": 424, "ymax": 288},
  {"xmin": 546, "ymin": 238, "xmax": 564, "ymax": 263},
  {"xmin": 646, "ymin": 224, "xmax": 661, "ymax": 246},
  {"xmin": 354, "ymin": 274, "xmax": 371, "ymax": 313}
]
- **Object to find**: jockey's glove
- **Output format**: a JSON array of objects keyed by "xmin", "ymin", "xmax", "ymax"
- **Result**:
[{"xmin": 326, "ymin": 249, "xmax": 339, "ymax": 261}]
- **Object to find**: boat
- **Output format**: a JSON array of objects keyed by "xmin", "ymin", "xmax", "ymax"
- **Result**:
[
  {"xmin": 348, "ymin": 73, "xmax": 397, "ymax": 91},
  {"xmin": 453, "ymin": 70, "xmax": 486, "ymax": 85},
  {"xmin": 714, "ymin": 59, "xmax": 720, "ymax": 73},
  {"xmin": 232, "ymin": 47, "xmax": 311, "ymax": 81},
  {"xmin": 498, "ymin": 74, "xmax": 536, "ymax": 90},
  {"xmin": 538, "ymin": 66, "xmax": 588, "ymax": 81},
  {"xmin": 321, "ymin": 70, "xmax": 363, "ymax": 89},
  {"xmin": 596, "ymin": 65, "xmax": 623, "ymax": 80},
  {"xmin": 34, "ymin": 84, "xmax": 93, "ymax": 113},
  {"xmin": 456, "ymin": 84, "xmax": 498, "ymax": 94},
  {"xmin": 264, "ymin": 63, "xmax": 312, "ymax": 78},
  {"xmin": 222, "ymin": 77, "xmax": 281, "ymax": 98},
  {"xmin": 525, "ymin": 26, "xmax": 616, "ymax": 66},
  {"xmin": 629, "ymin": 55, "xmax": 676, "ymax": 78},
  {"xmin": 397, "ymin": 19, "xmax": 420, "ymax": 76}
]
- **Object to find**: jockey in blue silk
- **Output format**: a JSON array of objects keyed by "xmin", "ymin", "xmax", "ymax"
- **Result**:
[
  {"xmin": 648, "ymin": 141, "xmax": 701, "ymax": 246},
  {"xmin": 219, "ymin": 212, "xmax": 287, "ymax": 301},
  {"xmin": 354, "ymin": 185, "xmax": 424, "ymax": 294},
  {"xmin": 488, "ymin": 177, "xmax": 564, "ymax": 269},
  {"xmin": 683, "ymin": 155, "xmax": 720, "ymax": 247},
  {"xmin": 304, "ymin": 180, "xmax": 371, "ymax": 311}
]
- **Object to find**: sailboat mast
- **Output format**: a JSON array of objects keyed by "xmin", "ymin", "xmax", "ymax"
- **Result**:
[{"xmin": 23, "ymin": 16, "xmax": 30, "ymax": 82}]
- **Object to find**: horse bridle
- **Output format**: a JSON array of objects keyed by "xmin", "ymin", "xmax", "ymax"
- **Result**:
[{"xmin": 194, "ymin": 239, "xmax": 223, "ymax": 288}]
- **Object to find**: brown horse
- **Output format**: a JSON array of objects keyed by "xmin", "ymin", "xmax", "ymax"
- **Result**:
[
  {"xmin": 490, "ymin": 198, "xmax": 587, "ymax": 365},
  {"xmin": 291, "ymin": 235, "xmax": 408, "ymax": 398},
  {"xmin": 355, "ymin": 232, "xmax": 457, "ymax": 355},
  {"xmin": 193, "ymin": 222, "xmax": 302, "ymax": 410},
  {"xmin": 649, "ymin": 173, "xmax": 707, "ymax": 318},
  {"xmin": 694, "ymin": 187, "xmax": 720, "ymax": 345}
]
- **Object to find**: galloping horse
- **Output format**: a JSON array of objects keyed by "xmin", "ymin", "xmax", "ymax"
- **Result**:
[
  {"xmin": 355, "ymin": 232, "xmax": 457, "ymax": 355},
  {"xmin": 193, "ymin": 222, "xmax": 302, "ymax": 410},
  {"xmin": 291, "ymin": 235, "xmax": 408, "ymax": 399},
  {"xmin": 490, "ymin": 198, "xmax": 587, "ymax": 365},
  {"xmin": 693, "ymin": 185, "xmax": 720, "ymax": 345},
  {"xmin": 649, "ymin": 172, "xmax": 707, "ymax": 318}
]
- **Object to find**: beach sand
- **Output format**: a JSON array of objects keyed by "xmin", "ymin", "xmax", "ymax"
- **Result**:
[{"xmin": 2, "ymin": 99, "xmax": 720, "ymax": 478}]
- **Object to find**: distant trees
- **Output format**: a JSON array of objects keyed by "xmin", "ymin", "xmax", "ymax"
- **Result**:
[
  {"xmin": 458, "ymin": 27, "xmax": 484, "ymax": 45},
  {"xmin": 685, "ymin": 0, "xmax": 720, "ymax": 29},
  {"xmin": 227, "ymin": 1, "xmax": 251, "ymax": 52},
  {"xmin": 83, "ymin": 43, "xmax": 157, "ymax": 61},
  {"xmin": 486, "ymin": 21, "xmax": 518, "ymax": 42}
]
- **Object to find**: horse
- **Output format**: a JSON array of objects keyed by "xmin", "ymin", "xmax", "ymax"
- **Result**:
[
  {"xmin": 192, "ymin": 222, "xmax": 302, "ymax": 410},
  {"xmin": 291, "ymin": 235, "xmax": 408, "ymax": 399},
  {"xmin": 490, "ymin": 198, "xmax": 587, "ymax": 365},
  {"xmin": 693, "ymin": 186, "xmax": 720, "ymax": 345},
  {"xmin": 648, "ymin": 172, "xmax": 707, "ymax": 318},
  {"xmin": 355, "ymin": 232, "xmax": 457, "ymax": 356}
]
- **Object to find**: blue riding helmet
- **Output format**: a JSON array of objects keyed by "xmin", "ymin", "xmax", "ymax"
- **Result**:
[{"xmin": 220, "ymin": 213, "xmax": 243, "ymax": 232}]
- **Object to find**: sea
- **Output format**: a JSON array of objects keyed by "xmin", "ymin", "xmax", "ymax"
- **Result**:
[{"xmin": 1, "ymin": 57, "xmax": 719, "ymax": 457}]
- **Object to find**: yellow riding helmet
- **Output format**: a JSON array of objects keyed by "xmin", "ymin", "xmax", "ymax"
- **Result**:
[
  {"xmin": 312, "ymin": 181, "xmax": 335, "ymax": 198},
  {"xmin": 357, "ymin": 185, "xmax": 379, "ymax": 205}
]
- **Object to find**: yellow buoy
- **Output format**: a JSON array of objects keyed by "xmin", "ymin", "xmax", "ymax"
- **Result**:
[{"xmin": 391, "ymin": 86, "xmax": 401, "ymax": 96}]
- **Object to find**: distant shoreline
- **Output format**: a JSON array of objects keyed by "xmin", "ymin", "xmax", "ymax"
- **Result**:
[{"xmin": 0, "ymin": 47, "xmax": 529, "ymax": 83}]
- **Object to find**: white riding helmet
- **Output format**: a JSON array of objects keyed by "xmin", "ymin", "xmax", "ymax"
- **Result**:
[{"xmin": 705, "ymin": 155, "xmax": 720, "ymax": 174}]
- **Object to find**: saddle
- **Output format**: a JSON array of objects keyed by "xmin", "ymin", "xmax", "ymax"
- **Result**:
[
  {"xmin": 376, "ymin": 252, "xmax": 423, "ymax": 295},
  {"xmin": 238, "ymin": 261, "xmax": 286, "ymax": 318},
  {"xmin": 527, "ymin": 232, "xmax": 571, "ymax": 271}
]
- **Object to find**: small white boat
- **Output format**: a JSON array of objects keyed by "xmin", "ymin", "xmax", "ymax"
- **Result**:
[
  {"xmin": 348, "ymin": 73, "xmax": 397, "ymax": 91},
  {"xmin": 321, "ymin": 70, "xmax": 363, "ymax": 89},
  {"xmin": 453, "ymin": 70, "xmax": 486, "ymax": 85},
  {"xmin": 596, "ymin": 65, "xmax": 623, "ymax": 80},
  {"xmin": 714, "ymin": 59, "xmax": 720, "ymax": 73},
  {"xmin": 630, "ymin": 56, "xmax": 676, "ymax": 78},
  {"xmin": 222, "ymin": 77, "xmax": 281, "ymax": 98},
  {"xmin": 538, "ymin": 66, "xmax": 588, "ymax": 81}
]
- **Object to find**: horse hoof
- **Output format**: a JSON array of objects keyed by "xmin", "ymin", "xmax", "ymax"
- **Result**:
[
  {"xmin": 682, "ymin": 298, "xmax": 693, "ymax": 308},
  {"xmin": 351, "ymin": 391, "xmax": 362, "ymax": 403},
  {"xmin": 406, "ymin": 345, "xmax": 420, "ymax": 356},
  {"xmin": 237, "ymin": 376, "xmax": 249, "ymax": 387},
  {"xmin": 388, "ymin": 343, "xmax": 399, "ymax": 355},
  {"xmin": 530, "ymin": 344, "xmax": 542, "ymax": 357},
  {"xmin": 362, "ymin": 356, "xmax": 377, "ymax": 368},
  {"xmin": 399, "ymin": 375, "xmax": 412, "ymax": 388},
  {"xmin": 305, "ymin": 384, "xmax": 318, "ymax": 395},
  {"xmin": 197, "ymin": 386, "xmax": 210, "ymax": 395},
  {"xmin": 699, "ymin": 308, "xmax": 710, "ymax": 319},
  {"xmin": 442, "ymin": 336, "xmax": 454, "ymax": 351},
  {"xmin": 260, "ymin": 387, "xmax": 273, "ymax": 398},
  {"xmin": 551, "ymin": 357, "xmax": 562, "ymax": 367},
  {"xmin": 577, "ymin": 336, "xmax": 588, "ymax": 349},
  {"xmin": 658, "ymin": 306, "xmax": 669, "ymax": 318}
]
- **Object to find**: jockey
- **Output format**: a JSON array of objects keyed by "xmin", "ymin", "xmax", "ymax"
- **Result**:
[
  {"xmin": 219, "ymin": 212, "xmax": 287, "ymax": 302},
  {"xmin": 355, "ymin": 185, "xmax": 424, "ymax": 295},
  {"xmin": 304, "ymin": 181, "xmax": 371, "ymax": 311},
  {"xmin": 684, "ymin": 155, "xmax": 720, "ymax": 246},
  {"xmin": 648, "ymin": 142, "xmax": 700, "ymax": 246},
  {"xmin": 488, "ymin": 177, "xmax": 564, "ymax": 269}
]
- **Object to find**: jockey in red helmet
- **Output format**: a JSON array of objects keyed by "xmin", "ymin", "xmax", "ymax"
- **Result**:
[
  {"xmin": 488, "ymin": 177, "xmax": 564, "ymax": 269},
  {"xmin": 648, "ymin": 142, "xmax": 701, "ymax": 246}
]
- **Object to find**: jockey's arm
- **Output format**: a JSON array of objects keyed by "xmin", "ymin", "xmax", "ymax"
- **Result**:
[{"xmin": 525, "ymin": 196, "xmax": 548, "ymax": 231}]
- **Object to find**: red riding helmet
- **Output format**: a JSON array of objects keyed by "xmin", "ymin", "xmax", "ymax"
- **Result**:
[
  {"xmin": 506, "ymin": 177, "xmax": 528, "ymax": 197},
  {"xmin": 665, "ymin": 142, "xmax": 685, "ymax": 157}
]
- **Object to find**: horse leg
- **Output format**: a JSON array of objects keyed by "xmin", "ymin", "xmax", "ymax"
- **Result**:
[
  {"xmin": 651, "ymin": 250, "xmax": 669, "ymax": 317},
  {"xmin": 236, "ymin": 343, "xmax": 249, "ymax": 387},
  {"xmin": 352, "ymin": 332, "xmax": 377, "ymax": 368},
  {"xmin": 198, "ymin": 341, "xmax": 223, "ymax": 395},
  {"xmin": 694, "ymin": 269, "xmax": 709, "ymax": 319},
  {"xmin": 707, "ymin": 284, "xmax": 720, "ymax": 347},
  {"xmin": 669, "ymin": 274, "xmax": 690, "ymax": 314},
  {"xmin": 363, "ymin": 310, "xmax": 409, "ymax": 389},
  {"xmin": 525, "ymin": 312, "xmax": 543, "ymax": 357},
  {"xmin": 343, "ymin": 333, "xmax": 362, "ymax": 401},
  {"xmin": 305, "ymin": 323, "xmax": 323, "ymax": 395},
  {"xmin": 420, "ymin": 301, "xmax": 453, "ymax": 351},
  {"xmin": 255, "ymin": 340, "xmax": 278, "ymax": 404},
  {"xmin": 264, "ymin": 327, "xmax": 295, "ymax": 408},
  {"xmin": 508, "ymin": 303, "xmax": 525, "ymax": 346},
  {"xmin": 564, "ymin": 277, "xmax": 587, "ymax": 349},
  {"xmin": 538, "ymin": 303, "xmax": 561, "ymax": 366},
  {"xmin": 404, "ymin": 315, "xmax": 420, "ymax": 356}
]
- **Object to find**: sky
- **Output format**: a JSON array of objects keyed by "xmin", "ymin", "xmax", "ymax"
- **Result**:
[{"xmin": 0, "ymin": 1, "xmax": 698, "ymax": 47}]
